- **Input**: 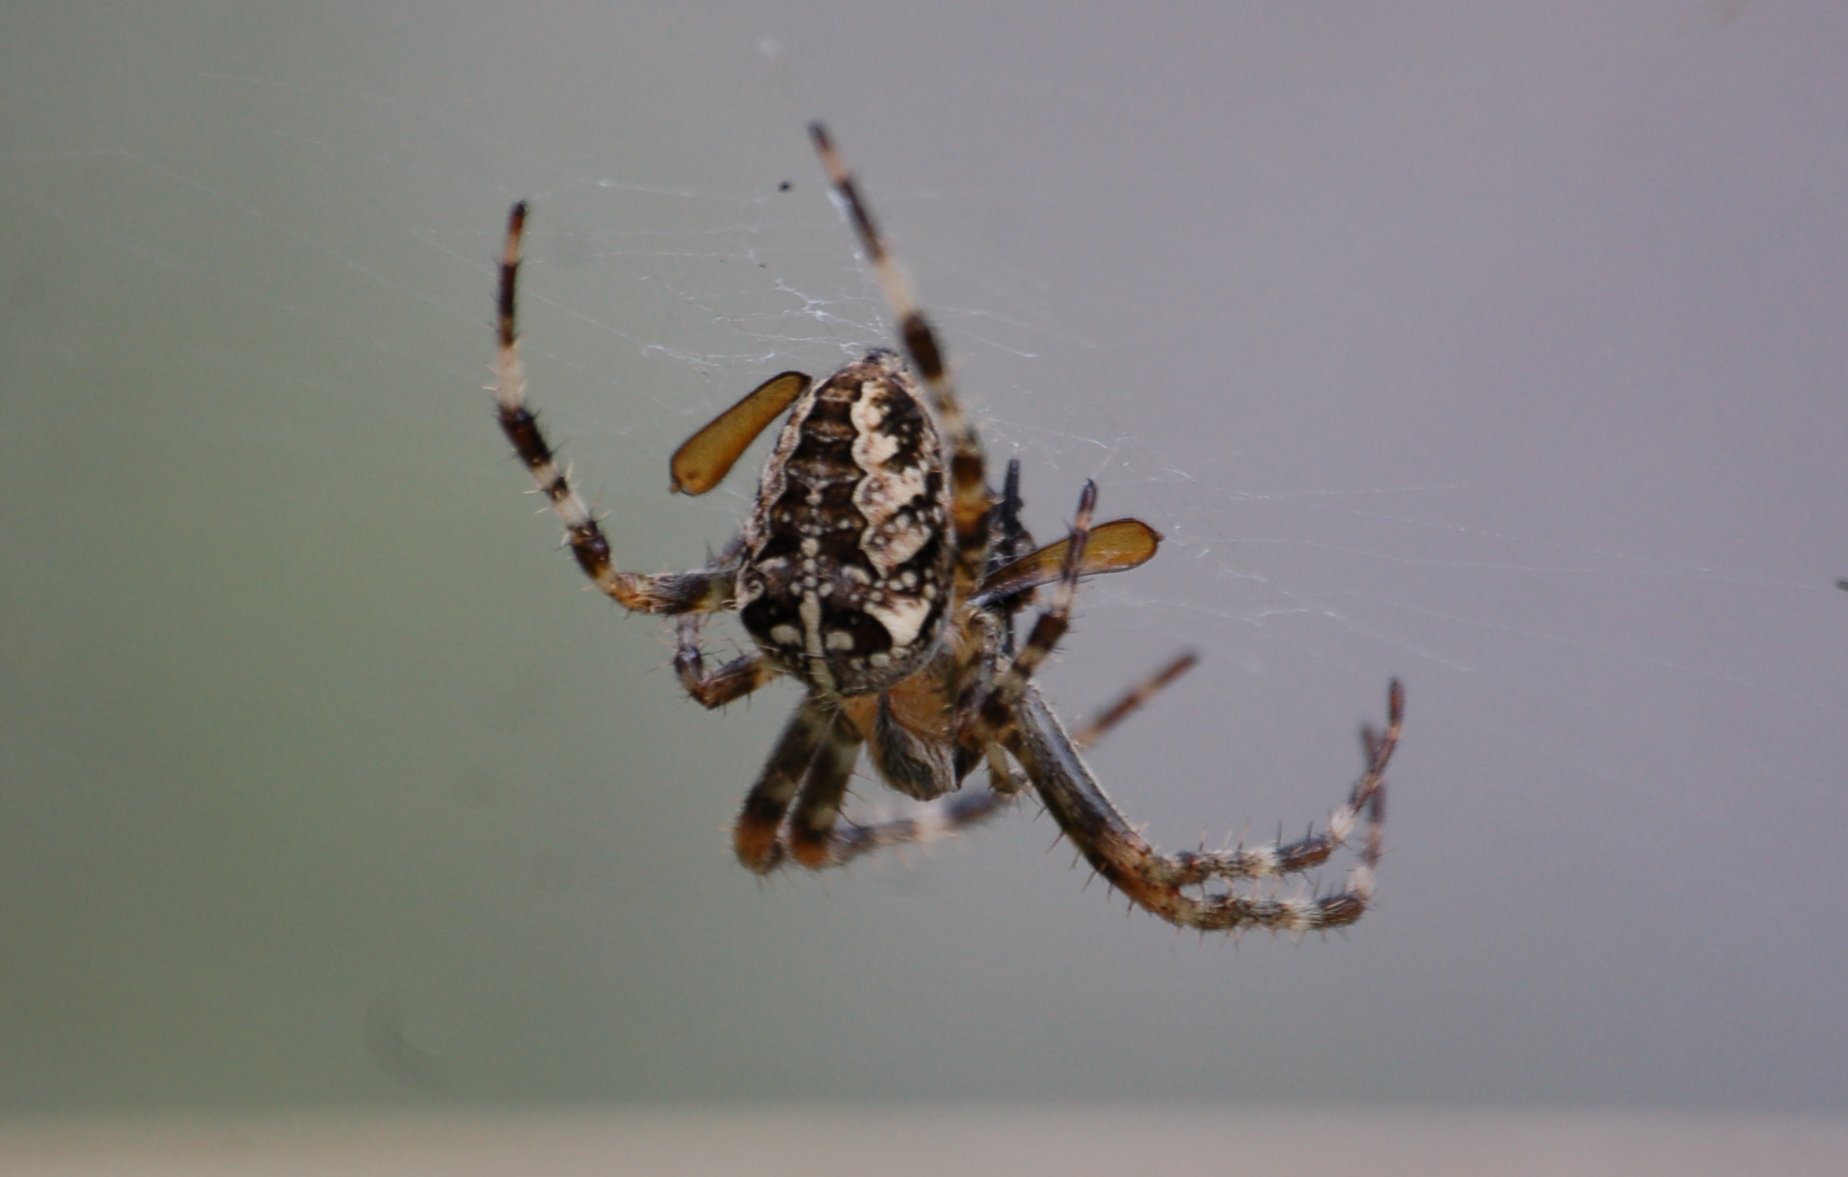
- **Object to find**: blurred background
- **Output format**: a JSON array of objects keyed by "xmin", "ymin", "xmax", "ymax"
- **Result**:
[{"xmin": 2, "ymin": 3, "xmax": 1845, "ymax": 1168}]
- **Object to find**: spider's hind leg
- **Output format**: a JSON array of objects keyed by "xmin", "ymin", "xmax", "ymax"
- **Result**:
[{"xmin": 1007, "ymin": 679, "xmax": 1405, "ymax": 934}]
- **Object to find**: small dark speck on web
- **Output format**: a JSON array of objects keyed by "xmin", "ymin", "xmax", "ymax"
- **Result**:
[{"xmin": 779, "ymin": 179, "xmax": 793, "ymax": 192}]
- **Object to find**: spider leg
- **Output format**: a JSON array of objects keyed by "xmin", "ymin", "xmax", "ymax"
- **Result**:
[
  {"xmin": 974, "ymin": 461, "xmax": 1159, "ymax": 640},
  {"xmin": 986, "ymin": 458, "xmax": 1033, "ymax": 656},
  {"xmin": 983, "ymin": 745, "xmax": 1022, "ymax": 794},
  {"xmin": 782, "ymin": 707, "xmax": 1016, "ymax": 870},
  {"xmin": 1068, "ymin": 650, "xmax": 1199, "ymax": 750},
  {"xmin": 988, "ymin": 459, "xmax": 1033, "ymax": 575},
  {"xmin": 733, "ymin": 696, "xmax": 833, "ymax": 874},
  {"xmin": 784, "ymin": 715, "xmax": 863, "ymax": 867},
  {"xmin": 1006, "ymin": 679, "xmax": 1405, "ymax": 934},
  {"xmin": 824, "ymin": 788, "xmax": 1017, "ymax": 867},
  {"xmin": 959, "ymin": 480, "xmax": 1097, "ymax": 748},
  {"xmin": 495, "ymin": 202, "xmax": 735, "ymax": 615},
  {"xmin": 810, "ymin": 123, "xmax": 989, "ymax": 584},
  {"xmin": 674, "ymin": 614, "xmax": 782, "ymax": 710}
]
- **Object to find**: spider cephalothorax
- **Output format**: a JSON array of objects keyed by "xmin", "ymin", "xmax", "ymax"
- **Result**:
[{"xmin": 490, "ymin": 123, "xmax": 1404, "ymax": 934}]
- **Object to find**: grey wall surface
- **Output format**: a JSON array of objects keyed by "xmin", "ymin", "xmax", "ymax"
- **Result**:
[{"xmin": 2, "ymin": 4, "xmax": 1844, "ymax": 1115}]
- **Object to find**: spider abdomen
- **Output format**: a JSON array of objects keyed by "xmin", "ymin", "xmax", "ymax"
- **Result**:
[{"xmin": 736, "ymin": 350, "xmax": 952, "ymax": 697}]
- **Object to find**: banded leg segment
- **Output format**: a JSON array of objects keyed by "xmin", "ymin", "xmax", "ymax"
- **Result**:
[
  {"xmin": 733, "ymin": 697, "xmax": 833, "ymax": 873},
  {"xmin": 1068, "ymin": 650, "xmax": 1199, "ymax": 750},
  {"xmin": 496, "ymin": 202, "xmax": 734, "ymax": 615},
  {"xmin": 986, "ymin": 458, "xmax": 1034, "ymax": 657},
  {"xmin": 810, "ymin": 123, "xmax": 990, "ymax": 584},
  {"xmin": 823, "ymin": 788, "xmax": 1016, "ymax": 868},
  {"xmin": 789, "ymin": 769, "xmax": 1018, "ymax": 871},
  {"xmin": 749, "ymin": 703, "xmax": 1016, "ymax": 872},
  {"xmin": 674, "ymin": 614, "xmax": 781, "ymax": 710},
  {"xmin": 1008, "ymin": 680, "xmax": 1405, "ymax": 934},
  {"xmin": 961, "ymin": 481, "xmax": 1097, "ymax": 747},
  {"xmin": 986, "ymin": 649, "xmax": 1195, "ymax": 790},
  {"xmin": 785, "ymin": 717, "xmax": 863, "ymax": 867}
]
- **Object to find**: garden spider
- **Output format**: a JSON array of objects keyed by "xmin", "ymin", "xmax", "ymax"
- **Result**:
[{"xmin": 492, "ymin": 123, "xmax": 1404, "ymax": 933}]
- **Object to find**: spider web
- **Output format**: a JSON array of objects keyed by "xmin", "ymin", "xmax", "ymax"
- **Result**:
[{"xmin": 3, "ymin": 4, "xmax": 1845, "ymax": 1117}]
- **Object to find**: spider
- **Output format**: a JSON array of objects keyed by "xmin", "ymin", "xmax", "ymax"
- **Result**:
[{"xmin": 491, "ymin": 123, "xmax": 1404, "ymax": 934}]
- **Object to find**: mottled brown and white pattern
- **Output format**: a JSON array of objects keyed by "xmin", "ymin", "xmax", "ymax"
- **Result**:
[
  {"xmin": 734, "ymin": 351, "xmax": 952, "ymax": 697},
  {"xmin": 487, "ymin": 122, "xmax": 1406, "ymax": 935}
]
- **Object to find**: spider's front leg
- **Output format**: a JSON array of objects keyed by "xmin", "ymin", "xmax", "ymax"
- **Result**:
[
  {"xmin": 954, "ymin": 479, "xmax": 1099, "ymax": 753},
  {"xmin": 1007, "ymin": 680, "xmax": 1405, "ymax": 934},
  {"xmin": 811, "ymin": 123, "xmax": 989, "ymax": 585},
  {"xmin": 494, "ymin": 202, "xmax": 737, "ymax": 616},
  {"xmin": 733, "ymin": 697, "xmax": 835, "ymax": 873}
]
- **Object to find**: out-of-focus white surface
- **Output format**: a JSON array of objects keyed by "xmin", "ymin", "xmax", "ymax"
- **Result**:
[{"xmin": 7, "ymin": 1109, "xmax": 1848, "ymax": 1177}]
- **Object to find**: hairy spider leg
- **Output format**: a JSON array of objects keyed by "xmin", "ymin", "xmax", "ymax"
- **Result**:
[
  {"xmin": 495, "ymin": 202, "xmax": 735, "ymax": 615},
  {"xmin": 723, "ymin": 647, "xmax": 1236, "ymax": 877},
  {"xmin": 810, "ymin": 123, "xmax": 990, "ymax": 586},
  {"xmin": 958, "ymin": 481, "xmax": 1099, "ymax": 749},
  {"xmin": 784, "ymin": 716, "xmax": 864, "ymax": 867},
  {"xmin": 674, "ymin": 613, "xmax": 780, "ymax": 710},
  {"xmin": 740, "ymin": 706, "xmax": 1013, "ymax": 873},
  {"xmin": 987, "ymin": 459, "xmax": 1034, "ymax": 656},
  {"xmin": 733, "ymin": 696, "xmax": 834, "ymax": 873},
  {"xmin": 1007, "ymin": 679, "xmax": 1404, "ymax": 933}
]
